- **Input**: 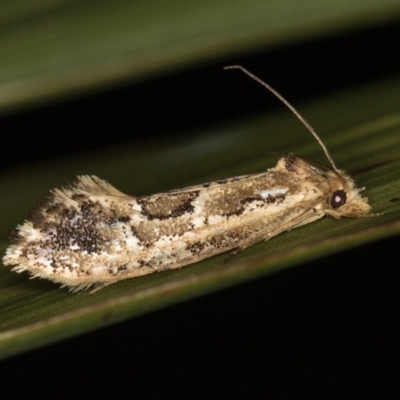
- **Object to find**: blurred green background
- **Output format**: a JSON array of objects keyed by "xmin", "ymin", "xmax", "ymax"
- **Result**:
[{"xmin": 1, "ymin": 1, "xmax": 400, "ymax": 397}]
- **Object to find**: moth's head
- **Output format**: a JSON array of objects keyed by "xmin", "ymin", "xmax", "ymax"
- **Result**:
[
  {"xmin": 280, "ymin": 154, "xmax": 373, "ymax": 218},
  {"xmin": 325, "ymin": 169, "xmax": 372, "ymax": 218}
]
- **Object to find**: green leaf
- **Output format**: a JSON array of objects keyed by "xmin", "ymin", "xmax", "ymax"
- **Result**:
[
  {"xmin": 1, "ymin": 0, "xmax": 400, "ymax": 361},
  {"xmin": 1, "ymin": 73, "xmax": 400, "ymax": 360},
  {"xmin": 1, "ymin": 0, "xmax": 400, "ymax": 110}
]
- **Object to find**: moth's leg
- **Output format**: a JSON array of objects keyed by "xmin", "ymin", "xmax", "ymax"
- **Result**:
[
  {"xmin": 223, "ymin": 226, "xmax": 283, "ymax": 262},
  {"xmin": 229, "ymin": 208, "xmax": 324, "ymax": 258},
  {"xmin": 223, "ymin": 208, "xmax": 326, "ymax": 263}
]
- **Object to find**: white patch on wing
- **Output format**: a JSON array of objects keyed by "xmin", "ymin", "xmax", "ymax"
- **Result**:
[{"xmin": 260, "ymin": 188, "xmax": 288, "ymax": 199}]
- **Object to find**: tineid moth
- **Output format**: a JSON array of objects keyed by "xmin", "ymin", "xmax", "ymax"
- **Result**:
[{"xmin": 3, "ymin": 66, "xmax": 376, "ymax": 292}]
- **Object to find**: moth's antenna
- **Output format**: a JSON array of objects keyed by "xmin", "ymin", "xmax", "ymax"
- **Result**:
[{"xmin": 224, "ymin": 65, "xmax": 339, "ymax": 173}]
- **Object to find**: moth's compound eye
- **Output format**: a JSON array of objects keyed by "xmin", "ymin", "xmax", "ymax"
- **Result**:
[{"xmin": 331, "ymin": 190, "xmax": 347, "ymax": 209}]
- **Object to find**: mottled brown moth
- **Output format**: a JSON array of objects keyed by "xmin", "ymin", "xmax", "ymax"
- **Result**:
[{"xmin": 3, "ymin": 66, "xmax": 375, "ymax": 292}]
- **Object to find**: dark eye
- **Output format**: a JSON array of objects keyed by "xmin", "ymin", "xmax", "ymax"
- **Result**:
[{"xmin": 331, "ymin": 190, "xmax": 347, "ymax": 209}]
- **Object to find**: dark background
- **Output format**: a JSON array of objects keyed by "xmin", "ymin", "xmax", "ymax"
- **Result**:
[
  {"xmin": 1, "ymin": 20, "xmax": 400, "ymax": 398},
  {"xmin": 2, "ymin": 20, "xmax": 400, "ymax": 170}
]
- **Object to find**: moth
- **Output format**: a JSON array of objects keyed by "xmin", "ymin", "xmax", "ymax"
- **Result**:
[{"xmin": 3, "ymin": 66, "xmax": 375, "ymax": 292}]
